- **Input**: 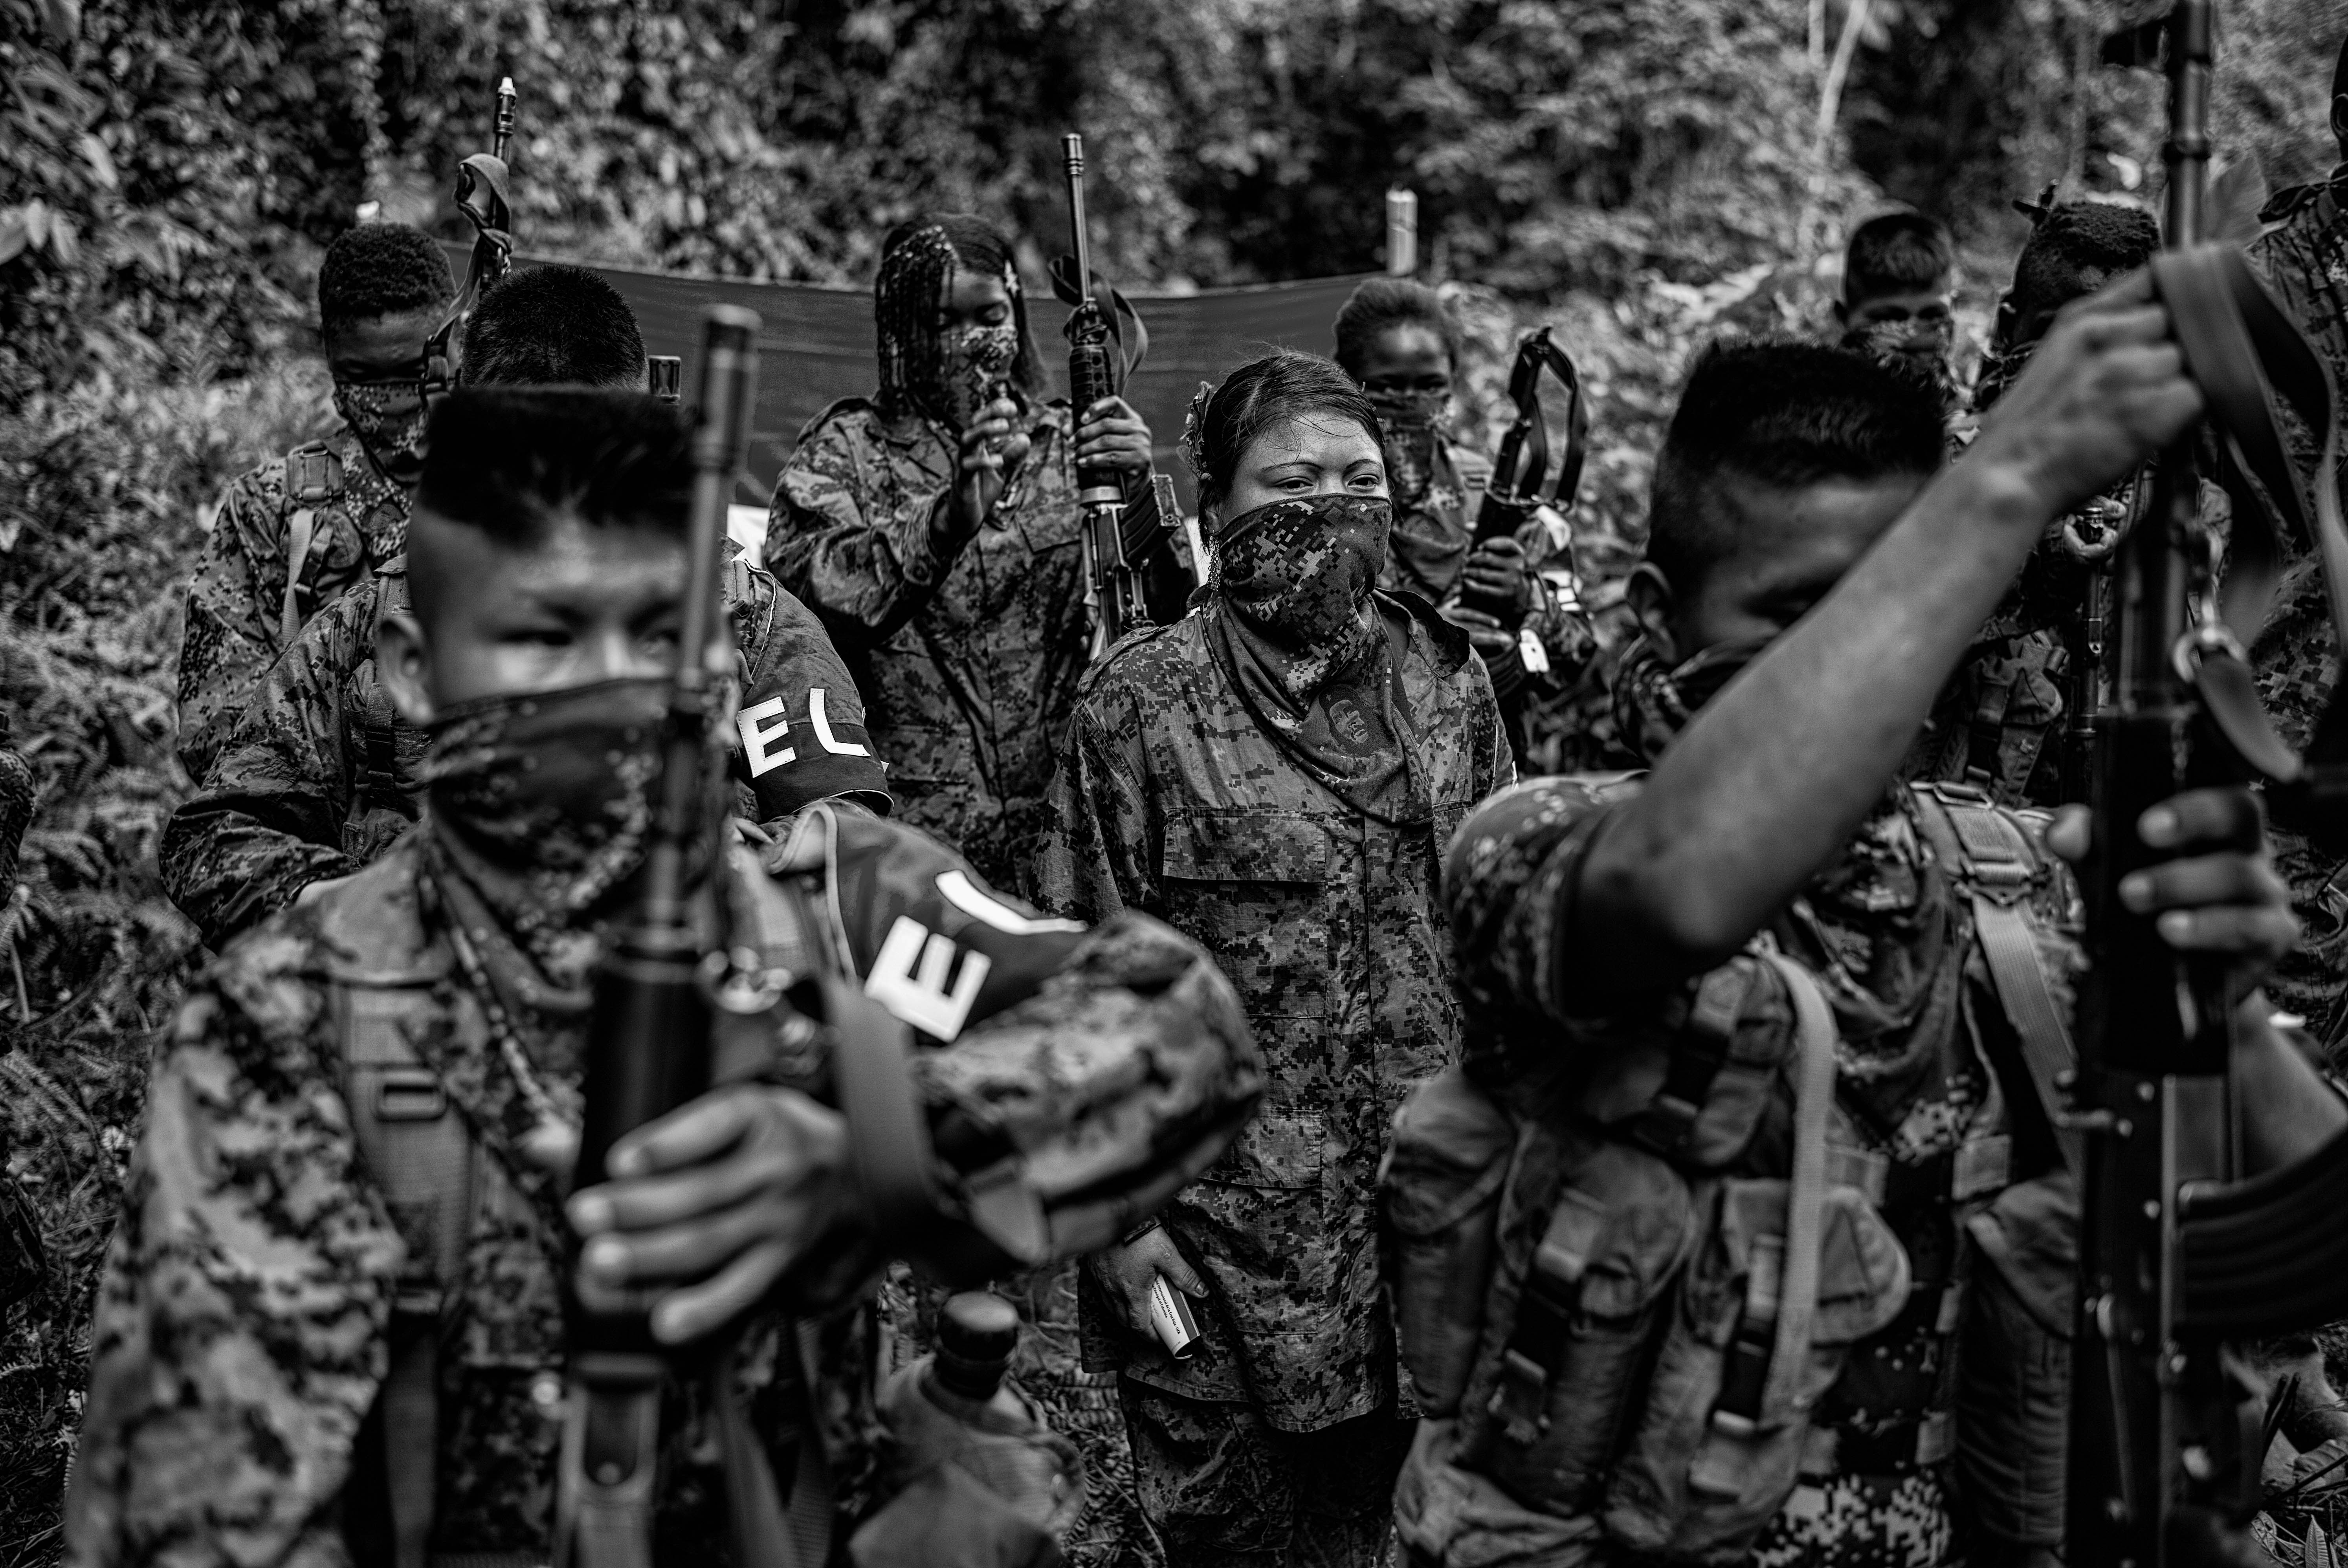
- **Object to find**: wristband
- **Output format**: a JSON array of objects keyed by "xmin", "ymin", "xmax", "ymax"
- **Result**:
[{"xmin": 1120, "ymin": 1216, "xmax": 1164, "ymax": 1249}]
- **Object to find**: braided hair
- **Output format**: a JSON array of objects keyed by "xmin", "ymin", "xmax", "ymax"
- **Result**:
[{"xmin": 874, "ymin": 214, "xmax": 1045, "ymax": 420}]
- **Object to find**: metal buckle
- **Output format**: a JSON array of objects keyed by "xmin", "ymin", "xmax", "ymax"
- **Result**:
[{"xmin": 375, "ymin": 1066, "xmax": 447, "ymax": 1122}]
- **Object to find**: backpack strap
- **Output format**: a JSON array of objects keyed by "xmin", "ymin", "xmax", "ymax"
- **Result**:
[
  {"xmin": 1908, "ymin": 782, "xmax": 2082, "ymax": 1178},
  {"xmin": 353, "ymin": 563, "xmax": 415, "ymax": 818},
  {"xmin": 335, "ymin": 974, "xmax": 473, "ymax": 1568},
  {"xmin": 1691, "ymin": 950, "xmax": 1837, "ymax": 1497},
  {"xmin": 281, "ymin": 442, "xmax": 344, "ymax": 647}
]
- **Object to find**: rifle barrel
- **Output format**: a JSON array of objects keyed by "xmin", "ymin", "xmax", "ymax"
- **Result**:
[
  {"xmin": 2163, "ymin": 1, "xmax": 2211, "ymax": 248},
  {"xmin": 1063, "ymin": 133, "xmax": 1095, "ymax": 308},
  {"xmin": 494, "ymin": 76, "xmax": 517, "ymax": 163}
]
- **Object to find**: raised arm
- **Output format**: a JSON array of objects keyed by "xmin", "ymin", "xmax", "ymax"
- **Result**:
[
  {"xmin": 763, "ymin": 404, "xmax": 1034, "ymax": 647},
  {"xmin": 1573, "ymin": 277, "xmax": 2203, "ymax": 995}
]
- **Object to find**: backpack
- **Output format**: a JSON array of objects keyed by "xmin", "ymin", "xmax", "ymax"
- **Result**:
[{"xmin": 1383, "ymin": 781, "xmax": 2079, "ymax": 1566}]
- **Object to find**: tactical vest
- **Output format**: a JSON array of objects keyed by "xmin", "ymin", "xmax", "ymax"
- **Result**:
[
  {"xmin": 325, "ymin": 849, "xmax": 844, "ymax": 1568},
  {"xmin": 1383, "ymin": 781, "xmax": 2078, "ymax": 1566},
  {"xmin": 347, "ymin": 561, "xmax": 427, "ymax": 827}
]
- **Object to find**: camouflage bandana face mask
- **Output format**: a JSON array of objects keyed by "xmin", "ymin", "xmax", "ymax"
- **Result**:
[
  {"xmin": 420, "ymin": 677, "xmax": 667, "ymax": 919},
  {"xmin": 1843, "ymin": 317, "xmax": 1959, "ymax": 405},
  {"xmin": 1611, "ymin": 632, "xmax": 1776, "ymax": 765},
  {"xmin": 1212, "ymin": 494, "xmax": 1393, "ymax": 680},
  {"xmin": 333, "ymin": 378, "xmax": 432, "ymax": 486},
  {"xmin": 1366, "ymin": 388, "xmax": 1447, "ymax": 506},
  {"xmin": 928, "ymin": 322, "xmax": 1021, "ymax": 429}
]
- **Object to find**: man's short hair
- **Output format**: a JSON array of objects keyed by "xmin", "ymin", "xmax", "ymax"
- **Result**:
[
  {"xmin": 2005, "ymin": 201, "xmax": 2160, "ymax": 341},
  {"xmin": 463, "ymin": 266, "xmax": 649, "ymax": 389},
  {"xmin": 416, "ymin": 388, "xmax": 691, "ymax": 553},
  {"xmin": 1843, "ymin": 212, "xmax": 1954, "ymax": 304},
  {"xmin": 318, "ymin": 224, "xmax": 454, "ymax": 337},
  {"xmin": 1332, "ymin": 277, "xmax": 1463, "ymax": 377},
  {"xmin": 1646, "ymin": 341, "xmax": 1946, "ymax": 590}
]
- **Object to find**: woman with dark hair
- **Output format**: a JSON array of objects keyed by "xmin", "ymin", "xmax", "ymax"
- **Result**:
[
  {"xmin": 1333, "ymin": 277, "xmax": 1596, "ymax": 769},
  {"xmin": 1037, "ymin": 351, "xmax": 1512, "ymax": 1566},
  {"xmin": 764, "ymin": 214, "xmax": 1155, "ymax": 893}
]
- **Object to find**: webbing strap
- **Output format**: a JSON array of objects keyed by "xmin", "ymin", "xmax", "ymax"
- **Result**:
[
  {"xmin": 279, "ymin": 445, "xmax": 341, "ymax": 647},
  {"xmin": 1757, "ymin": 953, "xmax": 1838, "ymax": 1424},
  {"xmin": 2144, "ymin": 246, "xmax": 2348, "ymax": 781},
  {"xmin": 337, "ymin": 979, "xmax": 473, "ymax": 1568},
  {"xmin": 1973, "ymin": 901, "xmax": 2084, "ymax": 1179},
  {"xmin": 282, "ymin": 506, "xmax": 319, "ymax": 648}
]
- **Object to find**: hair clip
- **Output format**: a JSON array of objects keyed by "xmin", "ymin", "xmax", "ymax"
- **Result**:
[{"xmin": 1177, "ymin": 380, "xmax": 1214, "ymax": 477}]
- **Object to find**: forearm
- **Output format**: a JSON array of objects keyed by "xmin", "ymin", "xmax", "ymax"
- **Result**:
[
  {"xmin": 769, "ymin": 491, "xmax": 967, "ymax": 646},
  {"xmin": 2237, "ymin": 1000, "xmax": 2348, "ymax": 1172},
  {"xmin": 1583, "ymin": 460, "xmax": 2051, "ymax": 985},
  {"xmin": 161, "ymin": 797, "xmax": 359, "ymax": 948}
]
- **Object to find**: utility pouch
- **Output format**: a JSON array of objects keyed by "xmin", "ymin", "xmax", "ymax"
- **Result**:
[
  {"xmin": 1599, "ymin": 955, "xmax": 1912, "ymax": 1564},
  {"xmin": 1382, "ymin": 1066, "xmax": 1523, "ymax": 1417},
  {"xmin": 1482, "ymin": 1140, "xmax": 1699, "ymax": 1515},
  {"xmin": 1580, "ymin": 957, "xmax": 1792, "ymax": 1171}
]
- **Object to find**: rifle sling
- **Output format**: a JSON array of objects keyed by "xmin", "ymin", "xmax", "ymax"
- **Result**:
[{"xmin": 2144, "ymin": 247, "xmax": 2348, "ymax": 784}]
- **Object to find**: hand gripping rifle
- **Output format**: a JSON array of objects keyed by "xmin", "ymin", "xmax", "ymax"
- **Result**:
[
  {"xmin": 424, "ymin": 77, "xmax": 518, "ymax": 394},
  {"xmin": 1456, "ymin": 327, "xmax": 1588, "ymax": 625},
  {"xmin": 2067, "ymin": 4, "xmax": 2348, "ymax": 1561},
  {"xmin": 1053, "ymin": 133, "xmax": 1187, "ymax": 661}
]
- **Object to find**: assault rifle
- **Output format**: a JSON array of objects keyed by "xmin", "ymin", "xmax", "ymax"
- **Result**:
[
  {"xmin": 2067, "ymin": 4, "xmax": 2348, "ymax": 1561},
  {"xmin": 424, "ymin": 76, "xmax": 518, "ymax": 394},
  {"xmin": 1054, "ymin": 132, "xmax": 1189, "ymax": 661},
  {"xmin": 1458, "ymin": 326, "xmax": 1587, "ymax": 624},
  {"xmin": 553, "ymin": 305, "xmax": 758, "ymax": 1568},
  {"xmin": 552, "ymin": 310, "xmax": 953, "ymax": 1568}
]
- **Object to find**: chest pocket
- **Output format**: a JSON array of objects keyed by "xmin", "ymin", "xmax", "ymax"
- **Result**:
[{"xmin": 1160, "ymin": 811, "xmax": 1335, "ymax": 1036}]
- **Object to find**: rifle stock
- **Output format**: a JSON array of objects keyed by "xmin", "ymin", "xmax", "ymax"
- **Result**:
[{"xmin": 554, "ymin": 306, "xmax": 760, "ymax": 1568}]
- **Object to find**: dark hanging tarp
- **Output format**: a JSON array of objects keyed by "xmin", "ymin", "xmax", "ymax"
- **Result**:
[{"xmin": 447, "ymin": 243, "xmax": 1378, "ymax": 510}]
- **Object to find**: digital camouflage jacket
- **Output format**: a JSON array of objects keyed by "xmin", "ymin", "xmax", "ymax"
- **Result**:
[
  {"xmin": 159, "ymin": 551, "xmax": 891, "ymax": 951},
  {"xmin": 765, "ymin": 397, "xmax": 1095, "ymax": 900},
  {"xmin": 65, "ymin": 812, "xmax": 1261, "ymax": 1567},
  {"xmin": 179, "ymin": 425, "xmax": 409, "ymax": 784},
  {"xmin": 1036, "ymin": 594, "xmax": 1513, "ymax": 1432},
  {"xmin": 1430, "ymin": 774, "xmax": 2083, "ymax": 1565},
  {"xmin": 2247, "ymin": 173, "xmax": 2348, "ymax": 1041}
]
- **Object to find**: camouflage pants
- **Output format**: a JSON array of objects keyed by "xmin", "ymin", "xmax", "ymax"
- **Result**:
[{"xmin": 1115, "ymin": 1382, "xmax": 1410, "ymax": 1568}]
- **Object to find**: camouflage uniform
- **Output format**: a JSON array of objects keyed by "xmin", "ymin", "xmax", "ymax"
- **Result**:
[
  {"xmin": 2247, "ymin": 172, "xmax": 2348, "ymax": 1040},
  {"xmin": 1037, "ymin": 592, "xmax": 1513, "ymax": 1566},
  {"xmin": 179, "ymin": 426, "xmax": 409, "ymax": 784},
  {"xmin": 765, "ymin": 397, "xmax": 1095, "ymax": 900},
  {"xmin": 159, "ymin": 551, "xmax": 889, "ymax": 951},
  {"xmin": 1412, "ymin": 772, "xmax": 2082, "ymax": 1567},
  {"xmin": 64, "ymin": 810, "xmax": 1261, "ymax": 1567}
]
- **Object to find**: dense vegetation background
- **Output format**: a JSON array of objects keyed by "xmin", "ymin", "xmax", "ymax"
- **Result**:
[{"xmin": 1, "ymin": 0, "xmax": 2341, "ymax": 1558}]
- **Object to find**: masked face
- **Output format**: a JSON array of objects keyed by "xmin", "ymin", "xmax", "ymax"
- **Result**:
[
  {"xmin": 931, "ymin": 322, "xmax": 1020, "ymax": 429},
  {"xmin": 419, "ymin": 676, "xmax": 667, "ymax": 914},
  {"xmin": 334, "ymin": 378, "xmax": 432, "ymax": 488},
  {"xmin": 1213, "ymin": 494, "xmax": 1392, "ymax": 656},
  {"xmin": 1365, "ymin": 388, "xmax": 1447, "ymax": 505}
]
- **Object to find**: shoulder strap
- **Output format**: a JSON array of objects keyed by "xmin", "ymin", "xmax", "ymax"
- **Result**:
[
  {"xmin": 279, "ymin": 442, "xmax": 345, "ymax": 647},
  {"xmin": 1688, "ymin": 951, "xmax": 1836, "ymax": 1496},
  {"xmin": 334, "ymin": 974, "xmax": 471, "ymax": 1568},
  {"xmin": 1908, "ymin": 784, "xmax": 2082, "ymax": 1178}
]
